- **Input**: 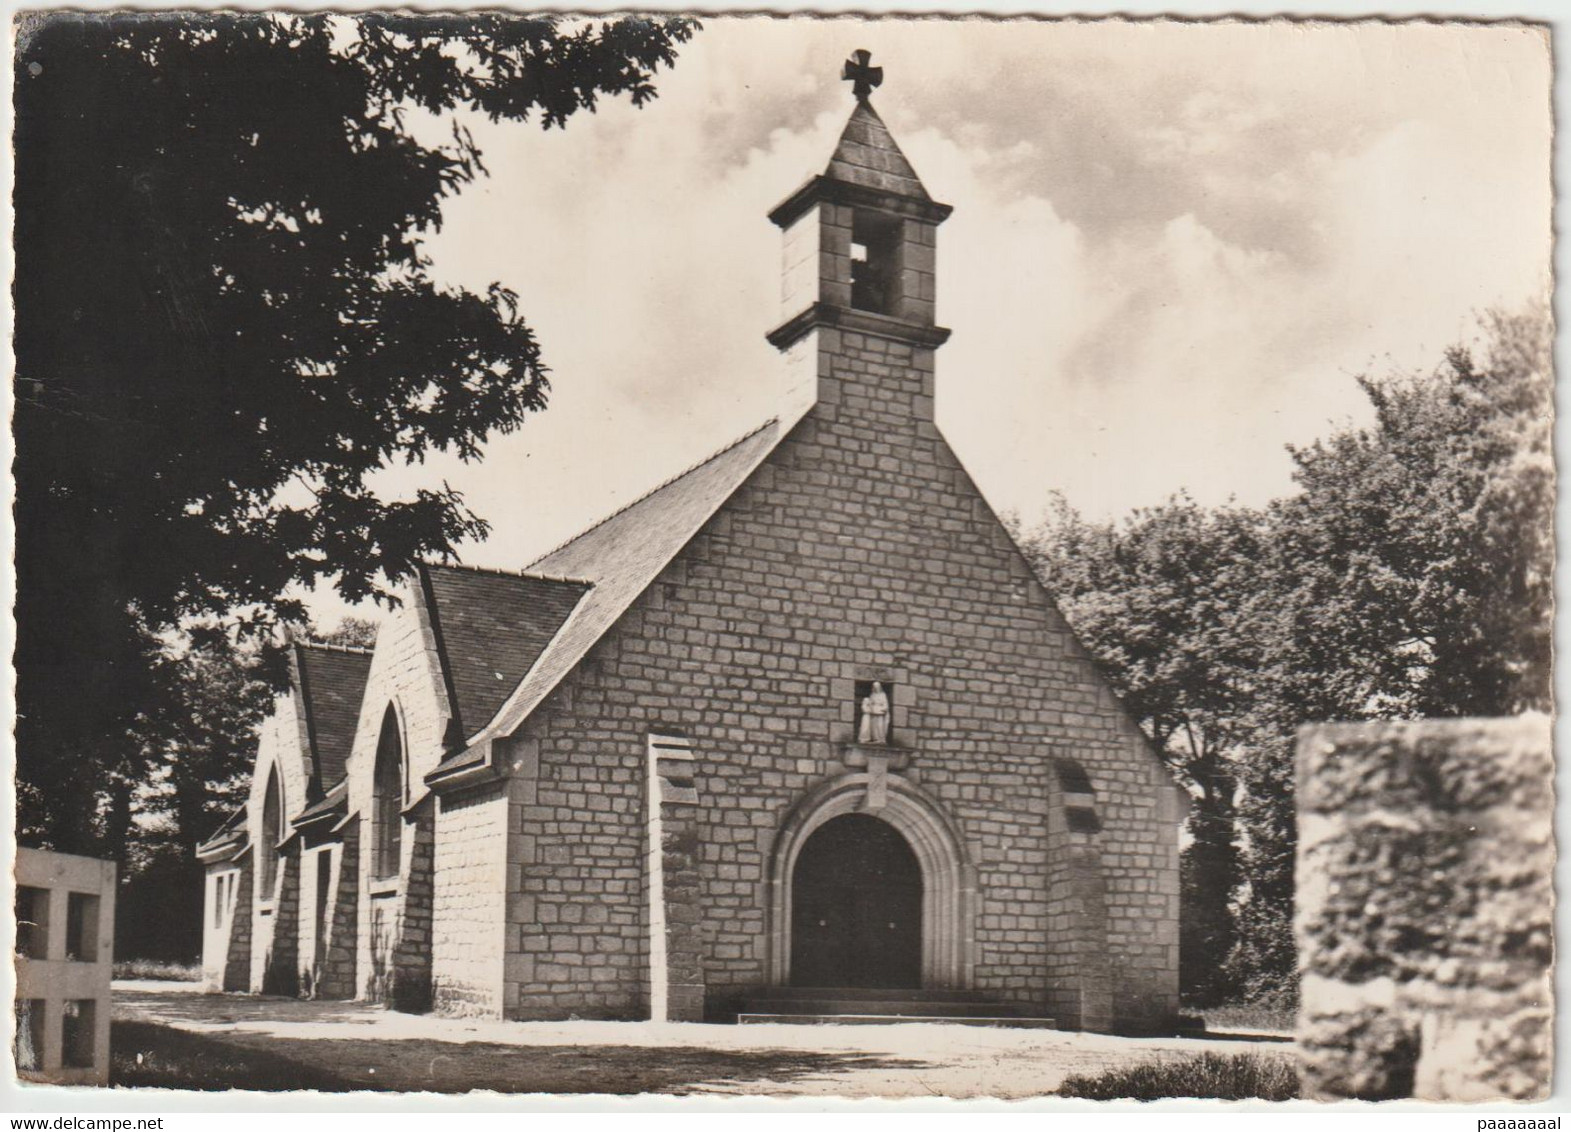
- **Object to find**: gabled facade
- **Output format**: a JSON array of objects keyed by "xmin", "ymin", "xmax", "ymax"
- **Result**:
[
  {"xmin": 198, "ymin": 641, "xmax": 372, "ymax": 997},
  {"xmin": 203, "ymin": 76, "xmax": 1185, "ymax": 1033}
]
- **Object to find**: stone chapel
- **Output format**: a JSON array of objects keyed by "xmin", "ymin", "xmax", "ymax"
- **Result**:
[{"xmin": 200, "ymin": 57, "xmax": 1186, "ymax": 1033}]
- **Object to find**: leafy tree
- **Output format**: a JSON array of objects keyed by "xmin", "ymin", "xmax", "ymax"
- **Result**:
[
  {"xmin": 14, "ymin": 12, "xmax": 695, "ymax": 852},
  {"xmin": 1266, "ymin": 305, "xmax": 1554, "ymax": 723},
  {"xmin": 1221, "ymin": 304, "xmax": 1555, "ymax": 1000},
  {"xmin": 1019, "ymin": 493, "xmax": 1269, "ymax": 1003},
  {"xmin": 315, "ymin": 616, "xmax": 381, "ymax": 651},
  {"xmin": 1020, "ymin": 304, "xmax": 1553, "ymax": 1006},
  {"xmin": 115, "ymin": 627, "xmax": 278, "ymax": 962}
]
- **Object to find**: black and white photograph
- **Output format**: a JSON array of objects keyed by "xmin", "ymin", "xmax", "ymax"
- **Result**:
[{"xmin": 7, "ymin": 7, "xmax": 1557, "ymax": 1109}]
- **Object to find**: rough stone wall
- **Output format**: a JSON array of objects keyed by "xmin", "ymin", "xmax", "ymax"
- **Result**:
[
  {"xmin": 316, "ymin": 826, "xmax": 359, "ymax": 999},
  {"xmin": 221, "ymin": 859, "xmax": 253, "ymax": 992},
  {"xmin": 295, "ymin": 845, "xmax": 328, "ymax": 996},
  {"xmin": 389, "ymin": 798, "xmax": 436, "ymax": 1011},
  {"xmin": 296, "ymin": 842, "xmax": 358, "ymax": 999},
  {"xmin": 431, "ymin": 783, "xmax": 509, "ymax": 1015},
  {"xmin": 243, "ymin": 693, "xmax": 312, "ymax": 995},
  {"xmin": 646, "ymin": 733, "xmax": 706, "ymax": 1021},
  {"xmin": 344, "ymin": 587, "xmax": 452, "ymax": 1004},
  {"xmin": 256, "ymin": 840, "xmax": 300, "ymax": 996},
  {"xmin": 502, "ymin": 324, "xmax": 1182, "ymax": 1028},
  {"xmin": 1297, "ymin": 715, "xmax": 1553, "ymax": 1102},
  {"xmin": 201, "ymin": 861, "xmax": 250, "ymax": 991},
  {"xmin": 365, "ymin": 803, "xmax": 436, "ymax": 1011}
]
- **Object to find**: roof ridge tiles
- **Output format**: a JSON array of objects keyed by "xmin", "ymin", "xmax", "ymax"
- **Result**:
[
  {"xmin": 422, "ymin": 560, "xmax": 594, "ymax": 588},
  {"xmin": 529, "ymin": 416, "xmax": 781, "ymax": 566},
  {"xmin": 296, "ymin": 640, "xmax": 376, "ymax": 656}
]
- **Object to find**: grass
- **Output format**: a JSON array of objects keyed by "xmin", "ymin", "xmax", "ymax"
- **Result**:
[
  {"xmin": 113, "ymin": 959, "xmax": 202, "ymax": 982},
  {"xmin": 1058, "ymin": 1052, "xmax": 1300, "ymax": 1101}
]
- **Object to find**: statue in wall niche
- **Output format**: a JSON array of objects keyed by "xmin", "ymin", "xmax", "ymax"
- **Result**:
[{"xmin": 858, "ymin": 682, "xmax": 890, "ymax": 745}]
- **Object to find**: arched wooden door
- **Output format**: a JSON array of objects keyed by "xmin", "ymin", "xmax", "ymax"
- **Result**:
[{"xmin": 790, "ymin": 813, "xmax": 923, "ymax": 989}]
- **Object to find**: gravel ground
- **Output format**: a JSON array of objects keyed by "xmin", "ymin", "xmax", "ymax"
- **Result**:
[{"xmin": 111, "ymin": 981, "xmax": 1291, "ymax": 1099}]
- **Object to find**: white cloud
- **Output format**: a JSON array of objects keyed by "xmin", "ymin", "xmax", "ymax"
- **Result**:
[{"xmin": 307, "ymin": 18, "xmax": 1550, "ymax": 626}]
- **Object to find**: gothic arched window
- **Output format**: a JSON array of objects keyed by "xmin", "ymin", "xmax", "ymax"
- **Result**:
[
  {"xmin": 260, "ymin": 766, "xmax": 283, "ymax": 896},
  {"xmin": 371, "ymin": 706, "xmax": 404, "ymax": 881}
]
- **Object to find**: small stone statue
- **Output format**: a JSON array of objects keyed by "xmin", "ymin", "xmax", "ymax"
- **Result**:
[{"xmin": 858, "ymin": 682, "xmax": 890, "ymax": 745}]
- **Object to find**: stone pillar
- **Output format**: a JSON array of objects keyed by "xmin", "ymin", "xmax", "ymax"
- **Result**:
[
  {"xmin": 391, "ymin": 798, "xmax": 436, "ymax": 1013},
  {"xmin": 222, "ymin": 858, "xmax": 253, "ymax": 993},
  {"xmin": 260, "ymin": 841, "xmax": 300, "ymax": 996},
  {"xmin": 1048, "ymin": 757, "xmax": 1112, "ymax": 1032},
  {"xmin": 1296, "ymin": 715, "xmax": 1553, "ymax": 1102},
  {"xmin": 647, "ymin": 732, "xmax": 705, "ymax": 1021},
  {"xmin": 317, "ymin": 825, "xmax": 360, "ymax": 999}
]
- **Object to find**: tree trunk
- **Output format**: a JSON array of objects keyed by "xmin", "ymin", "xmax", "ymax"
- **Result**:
[{"xmin": 1179, "ymin": 758, "xmax": 1240, "ymax": 1005}]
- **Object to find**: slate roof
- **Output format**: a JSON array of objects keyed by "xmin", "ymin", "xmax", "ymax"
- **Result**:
[
  {"xmin": 294, "ymin": 643, "xmax": 374, "ymax": 790},
  {"xmin": 421, "ymin": 563, "xmax": 593, "ymax": 741},
  {"xmin": 293, "ymin": 777, "xmax": 348, "ymax": 828},
  {"xmin": 825, "ymin": 100, "xmax": 931, "ymax": 201},
  {"xmin": 196, "ymin": 806, "xmax": 249, "ymax": 863},
  {"xmin": 435, "ymin": 412, "xmax": 801, "ymax": 770}
]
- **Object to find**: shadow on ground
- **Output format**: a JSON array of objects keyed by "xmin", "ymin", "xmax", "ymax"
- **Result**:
[
  {"xmin": 116, "ymin": 991, "xmax": 377, "ymax": 1027},
  {"xmin": 110, "ymin": 1020, "xmax": 929, "ymax": 1095}
]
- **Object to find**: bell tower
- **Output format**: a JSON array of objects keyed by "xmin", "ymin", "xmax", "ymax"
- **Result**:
[{"xmin": 767, "ymin": 50, "xmax": 951, "ymax": 408}]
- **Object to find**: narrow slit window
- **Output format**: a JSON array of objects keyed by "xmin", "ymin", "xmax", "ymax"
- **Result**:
[
  {"xmin": 61, "ymin": 1000, "xmax": 95, "ymax": 1068},
  {"xmin": 212, "ymin": 874, "xmax": 228, "ymax": 930},
  {"xmin": 65, "ymin": 893, "xmax": 99, "ymax": 962},
  {"xmin": 15, "ymin": 886, "xmax": 49, "ymax": 960},
  {"xmin": 14, "ymin": 999, "xmax": 45, "ymax": 1071}
]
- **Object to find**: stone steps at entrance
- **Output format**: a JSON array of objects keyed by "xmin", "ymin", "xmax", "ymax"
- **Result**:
[
  {"xmin": 734, "ymin": 987, "xmax": 1057, "ymax": 1028},
  {"xmin": 754, "ymin": 986, "xmax": 990, "ymax": 1003},
  {"xmin": 742, "ymin": 997, "xmax": 1024, "ymax": 1017},
  {"xmin": 737, "ymin": 1012, "xmax": 1059, "ymax": 1029}
]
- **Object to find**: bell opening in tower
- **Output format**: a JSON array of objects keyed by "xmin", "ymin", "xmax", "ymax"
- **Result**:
[{"xmin": 850, "ymin": 209, "xmax": 901, "ymax": 315}]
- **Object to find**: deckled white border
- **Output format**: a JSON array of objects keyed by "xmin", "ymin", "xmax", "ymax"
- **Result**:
[{"xmin": 1, "ymin": 0, "xmax": 1565, "ymax": 1122}]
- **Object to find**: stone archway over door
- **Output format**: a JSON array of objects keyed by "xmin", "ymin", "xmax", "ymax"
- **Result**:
[
  {"xmin": 791, "ymin": 814, "xmax": 922, "ymax": 988},
  {"xmin": 768, "ymin": 772, "xmax": 975, "ymax": 989}
]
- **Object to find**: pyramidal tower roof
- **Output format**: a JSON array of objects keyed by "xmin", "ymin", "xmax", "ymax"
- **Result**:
[
  {"xmin": 769, "ymin": 53, "xmax": 951, "ymax": 230},
  {"xmin": 823, "ymin": 99, "xmax": 931, "ymax": 201}
]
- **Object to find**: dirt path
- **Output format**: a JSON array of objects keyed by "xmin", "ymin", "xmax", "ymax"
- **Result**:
[{"xmin": 111, "ymin": 982, "xmax": 1290, "ymax": 1098}]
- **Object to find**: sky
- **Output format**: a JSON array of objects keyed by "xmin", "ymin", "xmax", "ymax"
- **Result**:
[{"xmin": 316, "ymin": 16, "xmax": 1551, "ymax": 627}]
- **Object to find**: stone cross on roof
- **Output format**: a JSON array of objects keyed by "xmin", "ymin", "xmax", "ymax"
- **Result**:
[{"xmin": 842, "ymin": 49, "xmax": 883, "ymax": 102}]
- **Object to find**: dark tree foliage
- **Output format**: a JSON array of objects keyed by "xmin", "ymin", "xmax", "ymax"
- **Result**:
[
  {"xmin": 14, "ymin": 12, "xmax": 695, "ymax": 852},
  {"xmin": 1019, "ymin": 495, "xmax": 1268, "ymax": 1004},
  {"xmin": 1221, "ymin": 305, "xmax": 1554, "ymax": 1000},
  {"xmin": 1018, "ymin": 306, "xmax": 1553, "ymax": 1006},
  {"xmin": 315, "ymin": 615, "xmax": 381, "ymax": 651},
  {"xmin": 116, "ymin": 628, "xmax": 277, "ymax": 962}
]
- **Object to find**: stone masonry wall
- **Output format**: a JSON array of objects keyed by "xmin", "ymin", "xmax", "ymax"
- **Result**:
[
  {"xmin": 317, "ymin": 824, "xmax": 359, "ymax": 999},
  {"xmin": 345, "ymin": 587, "xmax": 452, "ymax": 1004},
  {"xmin": 1296, "ymin": 715, "xmax": 1553, "ymax": 1101},
  {"xmin": 501, "ymin": 324, "xmax": 1182, "ymax": 1028},
  {"xmin": 201, "ymin": 858, "xmax": 252, "ymax": 993},
  {"xmin": 432, "ymin": 783, "xmax": 509, "ymax": 1015},
  {"xmin": 295, "ymin": 840, "xmax": 358, "ymax": 1000},
  {"xmin": 296, "ymin": 844, "xmax": 330, "ymax": 996},
  {"xmin": 256, "ymin": 841, "xmax": 300, "ymax": 996},
  {"xmin": 389, "ymin": 799, "xmax": 436, "ymax": 1012},
  {"xmin": 222, "ymin": 858, "xmax": 253, "ymax": 992},
  {"xmin": 245, "ymin": 696, "xmax": 310, "ymax": 995}
]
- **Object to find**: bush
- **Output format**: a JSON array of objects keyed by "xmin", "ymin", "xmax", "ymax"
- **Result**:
[
  {"xmin": 1058, "ymin": 1051, "xmax": 1299, "ymax": 1101},
  {"xmin": 1202, "ymin": 1001, "xmax": 1296, "ymax": 1033},
  {"xmin": 113, "ymin": 958, "xmax": 201, "ymax": 981}
]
